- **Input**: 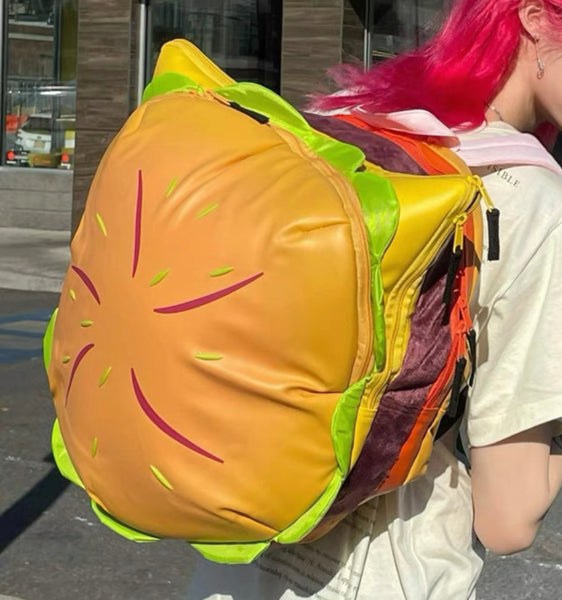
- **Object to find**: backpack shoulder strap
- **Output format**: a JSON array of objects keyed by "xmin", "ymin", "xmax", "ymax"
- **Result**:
[
  {"xmin": 349, "ymin": 107, "xmax": 562, "ymax": 175},
  {"xmin": 456, "ymin": 133, "xmax": 562, "ymax": 175}
]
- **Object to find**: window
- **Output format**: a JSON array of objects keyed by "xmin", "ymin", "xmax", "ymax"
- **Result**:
[
  {"xmin": 368, "ymin": 0, "xmax": 448, "ymax": 64},
  {"xmin": 147, "ymin": 0, "xmax": 282, "ymax": 92},
  {"xmin": 2, "ymin": 0, "xmax": 77, "ymax": 169}
]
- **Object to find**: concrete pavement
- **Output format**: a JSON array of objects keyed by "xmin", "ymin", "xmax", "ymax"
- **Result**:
[
  {"xmin": 0, "ymin": 227, "xmax": 69, "ymax": 293},
  {"xmin": 0, "ymin": 226, "xmax": 561, "ymax": 599}
]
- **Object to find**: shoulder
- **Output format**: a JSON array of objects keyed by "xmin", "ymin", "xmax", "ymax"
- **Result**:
[
  {"xmin": 480, "ymin": 159, "xmax": 562, "ymax": 191},
  {"xmin": 457, "ymin": 121, "xmax": 562, "ymax": 207},
  {"xmin": 480, "ymin": 162, "xmax": 562, "ymax": 223},
  {"xmin": 477, "ymin": 162, "xmax": 562, "ymax": 289},
  {"xmin": 470, "ymin": 162, "xmax": 562, "ymax": 329},
  {"xmin": 462, "ymin": 124, "xmax": 562, "ymax": 291},
  {"xmin": 483, "ymin": 161, "xmax": 562, "ymax": 253}
]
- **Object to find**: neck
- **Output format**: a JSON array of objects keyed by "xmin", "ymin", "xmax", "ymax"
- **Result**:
[
  {"xmin": 486, "ymin": 40, "xmax": 540, "ymax": 132},
  {"xmin": 486, "ymin": 76, "xmax": 537, "ymax": 132}
]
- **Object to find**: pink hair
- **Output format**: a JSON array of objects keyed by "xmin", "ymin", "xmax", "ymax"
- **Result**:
[{"xmin": 313, "ymin": 0, "xmax": 562, "ymax": 132}]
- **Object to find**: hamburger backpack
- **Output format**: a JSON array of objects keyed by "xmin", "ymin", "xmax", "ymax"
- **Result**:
[{"xmin": 44, "ymin": 39, "xmax": 499, "ymax": 563}]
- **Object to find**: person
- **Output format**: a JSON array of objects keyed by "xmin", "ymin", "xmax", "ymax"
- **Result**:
[{"xmin": 185, "ymin": 0, "xmax": 562, "ymax": 598}]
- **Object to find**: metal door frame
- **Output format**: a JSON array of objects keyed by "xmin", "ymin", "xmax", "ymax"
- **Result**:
[
  {"xmin": 364, "ymin": 0, "xmax": 373, "ymax": 69},
  {"xmin": 136, "ymin": 0, "xmax": 150, "ymax": 105},
  {"xmin": 0, "ymin": 0, "xmax": 7, "ymax": 163}
]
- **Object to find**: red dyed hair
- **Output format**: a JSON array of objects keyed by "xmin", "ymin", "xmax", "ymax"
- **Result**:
[{"xmin": 313, "ymin": 0, "xmax": 562, "ymax": 131}]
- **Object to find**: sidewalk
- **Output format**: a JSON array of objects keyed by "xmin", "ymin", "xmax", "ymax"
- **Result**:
[{"xmin": 0, "ymin": 227, "xmax": 69, "ymax": 293}]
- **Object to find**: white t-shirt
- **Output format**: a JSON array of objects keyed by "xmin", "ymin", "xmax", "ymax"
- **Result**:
[{"xmin": 185, "ymin": 122, "xmax": 562, "ymax": 600}]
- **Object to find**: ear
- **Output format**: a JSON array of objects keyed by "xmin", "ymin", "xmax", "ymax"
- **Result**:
[{"xmin": 518, "ymin": 0, "xmax": 546, "ymax": 40}]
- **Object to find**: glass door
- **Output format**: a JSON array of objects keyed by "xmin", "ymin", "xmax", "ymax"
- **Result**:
[
  {"xmin": 143, "ymin": 0, "xmax": 282, "ymax": 93},
  {"xmin": 367, "ymin": 0, "xmax": 449, "ymax": 66},
  {"xmin": 2, "ymin": 0, "xmax": 77, "ymax": 168}
]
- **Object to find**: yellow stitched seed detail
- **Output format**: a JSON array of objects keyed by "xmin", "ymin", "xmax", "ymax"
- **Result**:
[
  {"xmin": 150, "ymin": 465, "xmax": 174, "ymax": 490},
  {"xmin": 196, "ymin": 202, "xmax": 219, "ymax": 218},
  {"xmin": 91, "ymin": 437, "xmax": 98, "ymax": 457},
  {"xmin": 194, "ymin": 352, "xmax": 224, "ymax": 361},
  {"xmin": 150, "ymin": 269, "xmax": 170, "ymax": 287},
  {"xmin": 210, "ymin": 266, "xmax": 234, "ymax": 277},
  {"xmin": 98, "ymin": 367, "xmax": 112, "ymax": 387},
  {"xmin": 95, "ymin": 212, "xmax": 108, "ymax": 237},
  {"xmin": 81, "ymin": 320, "xmax": 94, "ymax": 327},
  {"xmin": 69, "ymin": 289, "xmax": 76, "ymax": 300},
  {"xmin": 62, "ymin": 355, "xmax": 71, "ymax": 364},
  {"xmin": 166, "ymin": 178, "xmax": 178, "ymax": 197}
]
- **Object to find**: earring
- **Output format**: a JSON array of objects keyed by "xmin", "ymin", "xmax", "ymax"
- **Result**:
[{"xmin": 534, "ymin": 35, "xmax": 545, "ymax": 79}]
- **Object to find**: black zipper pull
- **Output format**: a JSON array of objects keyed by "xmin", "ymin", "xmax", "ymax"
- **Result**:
[
  {"xmin": 443, "ymin": 215, "xmax": 466, "ymax": 307},
  {"xmin": 471, "ymin": 175, "xmax": 500, "ymax": 262},
  {"xmin": 467, "ymin": 328, "xmax": 477, "ymax": 386},
  {"xmin": 447, "ymin": 356, "xmax": 467, "ymax": 419},
  {"xmin": 443, "ymin": 247, "xmax": 461, "ymax": 309},
  {"xmin": 229, "ymin": 101, "xmax": 269, "ymax": 125},
  {"xmin": 486, "ymin": 208, "xmax": 500, "ymax": 261}
]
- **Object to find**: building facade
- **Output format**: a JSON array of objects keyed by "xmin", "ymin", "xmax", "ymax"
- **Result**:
[{"xmin": 0, "ymin": 1, "xmax": 461, "ymax": 231}]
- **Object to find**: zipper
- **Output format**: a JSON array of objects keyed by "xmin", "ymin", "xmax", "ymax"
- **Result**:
[
  {"xmin": 443, "ymin": 214, "xmax": 467, "ymax": 308},
  {"xmin": 400, "ymin": 177, "xmax": 480, "ymax": 416},
  {"xmin": 469, "ymin": 175, "xmax": 500, "ymax": 261},
  {"xmin": 446, "ymin": 294, "xmax": 472, "ymax": 418},
  {"xmin": 426, "ymin": 291, "xmax": 469, "ymax": 411},
  {"xmin": 365, "ymin": 175, "xmax": 481, "ymax": 408},
  {"xmin": 423, "ymin": 298, "xmax": 473, "ymax": 421},
  {"xmin": 374, "ymin": 177, "xmax": 490, "ymax": 422},
  {"xmin": 439, "ymin": 177, "xmax": 499, "ymax": 416},
  {"xmin": 467, "ymin": 328, "xmax": 477, "ymax": 386}
]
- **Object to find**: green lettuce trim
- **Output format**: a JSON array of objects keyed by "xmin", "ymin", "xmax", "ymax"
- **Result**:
[
  {"xmin": 91, "ymin": 501, "xmax": 159, "ymax": 542},
  {"xmin": 331, "ymin": 377, "xmax": 368, "ymax": 473},
  {"xmin": 190, "ymin": 540, "xmax": 270, "ymax": 564},
  {"xmin": 351, "ymin": 171, "xmax": 400, "ymax": 371},
  {"xmin": 142, "ymin": 71, "xmax": 201, "ymax": 102},
  {"xmin": 274, "ymin": 468, "xmax": 343, "ymax": 544},
  {"xmin": 43, "ymin": 307, "xmax": 58, "ymax": 371},
  {"xmin": 327, "ymin": 172, "xmax": 399, "ymax": 478},
  {"xmin": 51, "ymin": 418, "xmax": 85, "ymax": 490},
  {"xmin": 191, "ymin": 469, "xmax": 343, "ymax": 562}
]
